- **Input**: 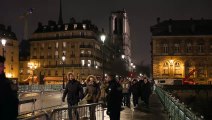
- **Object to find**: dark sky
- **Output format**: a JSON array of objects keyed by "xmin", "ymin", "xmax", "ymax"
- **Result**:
[{"xmin": 1, "ymin": 0, "xmax": 212, "ymax": 65}]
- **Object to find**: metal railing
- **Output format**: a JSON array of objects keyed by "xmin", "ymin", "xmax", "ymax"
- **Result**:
[
  {"xmin": 155, "ymin": 85, "xmax": 204, "ymax": 120},
  {"xmin": 19, "ymin": 111, "xmax": 49, "ymax": 120},
  {"xmin": 19, "ymin": 98, "xmax": 37, "ymax": 115},
  {"xmin": 18, "ymin": 85, "xmax": 63, "ymax": 92},
  {"xmin": 19, "ymin": 102, "xmax": 105, "ymax": 120},
  {"xmin": 50, "ymin": 103, "xmax": 105, "ymax": 120}
]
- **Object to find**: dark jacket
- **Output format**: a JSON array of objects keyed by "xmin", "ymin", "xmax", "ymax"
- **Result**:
[
  {"xmin": 62, "ymin": 79, "xmax": 84, "ymax": 105},
  {"xmin": 106, "ymin": 79, "xmax": 123, "ymax": 112},
  {"xmin": 142, "ymin": 81, "xmax": 152, "ymax": 97},
  {"xmin": 0, "ymin": 73, "xmax": 19, "ymax": 120}
]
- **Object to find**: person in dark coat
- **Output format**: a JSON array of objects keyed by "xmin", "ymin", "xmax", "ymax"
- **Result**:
[
  {"xmin": 129, "ymin": 79, "xmax": 139, "ymax": 108},
  {"xmin": 62, "ymin": 72, "xmax": 84, "ymax": 120},
  {"xmin": 105, "ymin": 73, "xmax": 123, "ymax": 120},
  {"xmin": 0, "ymin": 56, "xmax": 19, "ymax": 120},
  {"xmin": 142, "ymin": 78, "xmax": 152, "ymax": 108},
  {"xmin": 138, "ymin": 76, "xmax": 145, "ymax": 101}
]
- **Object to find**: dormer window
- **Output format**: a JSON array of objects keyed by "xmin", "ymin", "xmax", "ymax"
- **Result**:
[
  {"xmin": 83, "ymin": 24, "xmax": 86, "ymax": 29},
  {"xmin": 74, "ymin": 24, "xmax": 77, "ymax": 29},
  {"xmin": 65, "ymin": 25, "xmax": 68, "ymax": 30}
]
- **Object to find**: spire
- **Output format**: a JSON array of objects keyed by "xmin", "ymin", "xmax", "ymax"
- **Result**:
[{"xmin": 58, "ymin": 0, "xmax": 63, "ymax": 25}]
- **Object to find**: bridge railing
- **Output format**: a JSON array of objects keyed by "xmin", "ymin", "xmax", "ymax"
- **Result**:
[
  {"xmin": 18, "ymin": 102, "xmax": 105, "ymax": 120},
  {"xmin": 50, "ymin": 102, "xmax": 104, "ymax": 120},
  {"xmin": 155, "ymin": 85, "xmax": 204, "ymax": 120},
  {"xmin": 18, "ymin": 85, "xmax": 63, "ymax": 92}
]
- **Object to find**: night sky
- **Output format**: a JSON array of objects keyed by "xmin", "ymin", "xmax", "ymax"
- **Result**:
[{"xmin": 1, "ymin": 0, "xmax": 212, "ymax": 65}]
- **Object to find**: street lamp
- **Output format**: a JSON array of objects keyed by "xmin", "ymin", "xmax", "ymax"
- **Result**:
[
  {"xmin": 62, "ymin": 55, "xmax": 66, "ymax": 89},
  {"xmin": 1, "ymin": 38, "xmax": 7, "ymax": 57},
  {"xmin": 100, "ymin": 34, "xmax": 106, "ymax": 80},
  {"xmin": 28, "ymin": 62, "xmax": 37, "ymax": 85}
]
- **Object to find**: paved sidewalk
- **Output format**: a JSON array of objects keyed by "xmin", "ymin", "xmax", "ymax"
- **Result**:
[{"xmin": 104, "ymin": 93, "xmax": 168, "ymax": 120}]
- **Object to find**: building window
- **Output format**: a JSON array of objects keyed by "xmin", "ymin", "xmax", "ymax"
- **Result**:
[
  {"xmin": 63, "ymin": 42, "xmax": 66, "ymax": 48},
  {"xmin": 48, "ymin": 44, "xmax": 51, "ymax": 49},
  {"xmin": 88, "ymin": 60, "xmax": 91, "ymax": 66},
  {"xmin": 174, "ymin": 62, "xmax": 181, "ymax": 75},
  {"xmin": 65, "ymin": 24, "xmax": 68, "ymax": 30},
  {"xmin": 55, "ymin": 70, "xmax": 58, "ymax": 76},
  {"xmin": 81, "ymin": 50, "xmax": 85, "ymax": 54},
  {"xmin": 81, "ymin": 60, "xmax": 85, "ymax": 66},
  {"xmin": 56, "ymin": 42, "xmax": 59, "ymax": 48},
  {"xmin": 163, "ymin": 62, "xmax": 169, "ymax": 75},
  {"xmin": 74, "ymin": 24, "xmax": 77, "ymax": 29},
  {"xmin": 11, "ymin": 56, "xmax": 13, "ymax": 62},
  {"xmin": 41, "ymin": 43, "xmax": 45, "ymax": 49},
  {"xmin": 174, "ymin": 43, "xmax": 180, "ymax": 53},
  {"xmin": 186, "ymin": 43, "xmax": 192, "ymax": 53},
  {"xmin": 33, "ymin": 51, "xmax": 37, "ymax": 57},
  {"xmin": 198, "ymin": 44, "xmax": 204, "ymax": 53},
  {"xmin": 163, "ymin": 43, "xmax": 168, "ymax": 53},
  {"xmin": 55, "ymin": 51, "xmax": 59, "ymax": 58},
  {"xmin": 62, "ymin": 51, "xmax": 66, "ymax": 56},
  {"xmin": 88, "ymin": 50, "xmax": 91, "ymax": 55}
]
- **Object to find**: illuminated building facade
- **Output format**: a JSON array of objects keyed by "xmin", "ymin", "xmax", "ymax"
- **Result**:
[
  {"xmin": 0, "ymin": 24, "xmax": 19, "ymax": 81},
  {"xmin": 151, "ymin": 18, "xmax": 212, "ymax": 84},
  {"xmin": 19, "ymin": 20, "xmax": 105, "ymax": 84}
]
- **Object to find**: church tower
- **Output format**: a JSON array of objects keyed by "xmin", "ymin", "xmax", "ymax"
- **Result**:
[{"xmin": 109, "ymin": 9, "xmax": 132, "ymax": 71}]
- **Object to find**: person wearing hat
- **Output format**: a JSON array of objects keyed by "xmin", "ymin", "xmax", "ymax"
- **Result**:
[
  {"xmin": 0, "ymin": 56, "xmax": 19, "ymax": 120},
  {"xmin": 105, "ymin": 73, "xmax": 123, "ymax": 120}
]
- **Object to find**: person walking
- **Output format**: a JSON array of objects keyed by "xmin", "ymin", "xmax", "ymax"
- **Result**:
[
  {"xmin": 0, "ymin": 56, "xmax": 19, "ymax": 120},
  {"xmin": 142, "ymin": 78, "xmax": 152, "ymax": 108},
  {"xmin": 62, "ymin": 72, "xmax": 84, "ymax": 120},
  {"xmin": 105, "ymin": 73, "xmax": 123, "ymax": 120},
  {"xmin": 129, "ymin": 79, "xmax": 139, "ymax": 108},
  {"xmin": 84, "ymin": 75, "xmax": 100, "ymax": 120}
]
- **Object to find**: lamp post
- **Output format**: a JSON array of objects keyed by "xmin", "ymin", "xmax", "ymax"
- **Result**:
[
  {"xmin": 28, "ymin": 62, "xmax": 37, "ymax": 85},
  {"xmin": 100, "ymin": 34, "xmax": 106, "ymax": 80},
  {"xmin": 1, "ymin": 38, "xmax": 7, "ymax": 57},
  {"xmin": 62, "ymin": 55, "xmax": 66, "ymax": 89}
]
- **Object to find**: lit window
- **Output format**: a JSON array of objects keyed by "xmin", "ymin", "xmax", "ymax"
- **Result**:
[
  {"xmin": 41, "ymin": 43, "xmax": 45, "ymax": 48},
  {"xmin": 81, "ymin": 60, "xmax": 85, "ymax": 66},
  {"xmin": 83, "ymin": 24, "xmax": 86, "ymax": 29},
  {"xmin": 88, "ymin": 51, "xmax": 91, "ymax": 55},
  {"xmin": 63, "ymin": 42, "xmax": 66, "ymax": 48},
  {"xmin": 62, "ymin": 51, "xmax": 66, "ymax": 55},
  {"xmin": 88, "ymin": 60, "xmax": 91, "ymax": 65},
  {"xmin": 74, "ymin": 24, "xmax": 77, "ymax": 29},
  {"xmin": 56, "ymin": 42, "xmax": 59, "ymax": 48},
  {"xmin": 65, "ymin": 25, "xmax": 68, "ymax": 30},
  {"xmin": 55, "ymin": 51, "xmax": 58, "ymax": 57},
  {"xmin": 174, "ymin": 43, "xmax": 180, "ymax": 53},
  {"xmin": 163, "ymin": 43, "xmax": 168, "ymax": 53},
  {"xmin": 81, "ymin": 50, "xmax": 85, "ymax": 54}
]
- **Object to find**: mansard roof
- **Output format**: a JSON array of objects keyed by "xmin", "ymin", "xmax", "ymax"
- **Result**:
[
  {"xmin": 151, "ymin": 18, "xmax": 212, "ymax": 36},
  {"xmin": 0, "ymin": 24, "xmax": 17, "ymax": 40},
  {"xmin": 34, "ymin": 19, "xmax": 99, "ymax": 33}
]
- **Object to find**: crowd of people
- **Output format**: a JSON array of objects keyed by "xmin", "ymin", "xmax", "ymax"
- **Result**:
[{"xmin": 62, "ymin": 72, "xmax": 154, "ymax": 120}]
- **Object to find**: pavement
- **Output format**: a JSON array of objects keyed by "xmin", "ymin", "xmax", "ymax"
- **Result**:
[{"xmin": 104, "ymin": 93, "xmax": 169, "ymax": 120}]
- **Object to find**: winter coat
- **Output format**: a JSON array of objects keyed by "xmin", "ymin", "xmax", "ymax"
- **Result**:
[
  {"xmin": 62, "ymin": 79, "xmax": 84, "ymax": 105},
  {"xmin": 84, "ymin": 83, "xmax": 100, "ymax": 103},
  {"xmin": 0, "ymin": 73, "xmax": 19, "ymax": 120},
  {"xmin": 106, "ymin": 79, "xmax": 123, "ymax": 112}
]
